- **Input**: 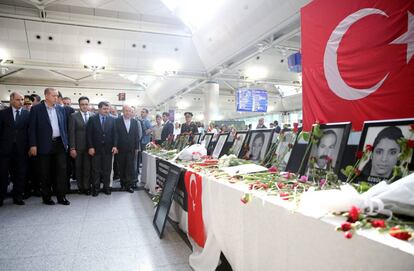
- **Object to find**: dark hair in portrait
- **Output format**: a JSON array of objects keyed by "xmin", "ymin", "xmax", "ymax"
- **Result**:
[
  {"xmin": 249, "ymin": 132, "xmax": 265, "ymax": 161},
  {"xmin": 362, "ymin": 126, "xmax": 404, "ymax": 179}
]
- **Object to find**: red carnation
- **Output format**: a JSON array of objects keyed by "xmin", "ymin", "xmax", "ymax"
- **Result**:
[
  {"xmin": 341, "ymin": 222, "xmax": 352, "ymax": 231},
  {"xmin": 365, "ymin": 144, "xmax": 373, "ymax": 152},
  {"xmin": 347, "ymin": 206, "xmax": 360, "ymax": 223},
  {"xmin": 407, "ymin": 139, "xmax": 414, "ymax": 149},
  {"xmin": 268, "ymin": 166, "xmax": 278, "ymax": 173},
  {"xmin": 277, "ymin": 182, "xmax": 284, "ymax": 189},
  {"xmin": 344, "ymin": 232, "xmax": 353, "ymax": 239},
  {"xmin": 390, "ymin": 227, "xmax": 412, "ymax": 241},
  {"xmin": 279, "ymin": 192, "xmax": 289, "ymax": 200},
  {"xmin": 356, "ymin": 151, "xmax": 364, "ymax": 159},
  {"xmin": 371, "ymin": 219, "xmax": 386, "ymax": 228},
  {"xmin": 293, "ymin": 122, "xmax": 299, "ymax": 133}
]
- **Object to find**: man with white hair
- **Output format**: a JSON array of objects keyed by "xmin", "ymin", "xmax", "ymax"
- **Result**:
[
  {"xmin": 0, "ymin": 92, "xmax": 30, "ymax": 206},
  {"xmin": 115, "ymin": 105, "xmax": 140, "ymax": 193}
]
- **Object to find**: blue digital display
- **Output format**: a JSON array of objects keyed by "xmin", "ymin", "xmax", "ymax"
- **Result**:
[{"xmin": 236, "ymin": 88, "xmax": 268, "ymax": 112}]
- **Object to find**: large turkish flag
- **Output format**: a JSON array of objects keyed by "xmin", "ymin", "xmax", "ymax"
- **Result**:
[
  {"xmin": 184, "ymin": 170, "xmax": 205, "ymax": 247},
  {"xmin": 302, "ymin": 0, "xmax": 414, "ymax": 131}
]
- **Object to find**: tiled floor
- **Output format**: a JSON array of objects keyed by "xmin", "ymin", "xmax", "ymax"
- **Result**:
[{"xmin": 0, "ymin": 191, "xmax": 192, "ymax": 271}]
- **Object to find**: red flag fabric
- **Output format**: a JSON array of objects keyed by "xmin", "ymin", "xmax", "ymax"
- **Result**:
[
  {"xmin": 184, "ymin": 170, "xmax": 205, "ymax": 247},
  {"xmin": 301, "ymin": 0, "xmax": 414, "ymax": 131}
]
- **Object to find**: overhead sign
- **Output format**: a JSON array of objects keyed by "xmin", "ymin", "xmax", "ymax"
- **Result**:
[{"xmin": 236, "ymin": 88, "xmax": 268, "ymax": 112}]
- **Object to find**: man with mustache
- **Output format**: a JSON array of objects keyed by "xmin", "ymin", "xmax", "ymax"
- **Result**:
[{"xmin": 315, "ymin": 130, "xmax": 337, "ymax": 169}]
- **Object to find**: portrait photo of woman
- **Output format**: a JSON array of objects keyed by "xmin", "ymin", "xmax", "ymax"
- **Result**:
[
  {"xmin": 247, "ymin": 129, "xmax": 273, "ymax": 162},
  {"xmin": 358, "ymin": 119, "xmax": 414, "ymax": 184}
]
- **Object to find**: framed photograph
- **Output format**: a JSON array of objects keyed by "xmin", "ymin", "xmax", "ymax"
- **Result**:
[
  {"xmin": 271, "ymin": 130, "xmax": 280, "ymax": 143},
  {"xmin": 212, "ymin": 133, "xmax": 230, "ymax": 158},
  {"xmin": 356, "ymin": 118, "xmax": 414, "ymax": 184},
  {"xmin": 193, "ymin": 133, "xmax": 201, "ymax": 144},
  {"xmin": 305, "ymin": 122, "xmax": 352, "ymax": 174},
  {"xmin": 231, "ymin": 131, "xmax": 248, "ymax": 158},
  {"xmin": 247, "ymin": 129, "xmax": 274, "ymax": 162},
  {"xmin": 202, "ymin": 133, "xmax": 214, "ymax": 150},
  {"xmin": 273, "ymin": 128, "xmax": 301, "ymax": 171}
]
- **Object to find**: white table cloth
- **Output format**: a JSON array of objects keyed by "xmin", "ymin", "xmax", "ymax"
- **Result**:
[
  {"xmin": 191, "ymin": 175, "xmax": 414, "ymax": 271},
  {"xmin": 142, "ymin": 154, "xmax": 414, "ymax": 271}
]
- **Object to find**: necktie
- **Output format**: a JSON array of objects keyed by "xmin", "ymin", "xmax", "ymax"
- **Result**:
[
  {"xmin": 101, "ymin": 116, "xmax": 106, "ymax": 128},
  {"xmin": 84, "ymin": 112, "xmax": 88, "ymax": 123},
  {"xmin": 15, "ymin": 110, "xmax": 20, "ymax": 124}
]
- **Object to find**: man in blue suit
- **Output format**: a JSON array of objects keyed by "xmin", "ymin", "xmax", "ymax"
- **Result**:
[
  {"xmin": 29, "ymin": 88, "xmax": 70, "ymax": 205},
  {"xmin": 87, "ymin": 101, "xmax": 118, "ymax": 196},
  {"xmin": 0, "ymin": 92, "xmax": 30, "ymax": 206}
]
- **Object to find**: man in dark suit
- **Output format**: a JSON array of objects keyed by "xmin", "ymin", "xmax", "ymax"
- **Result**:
[
  {"xmin": 115, "ymin": 105, "xmax": 140, "ymax": 193},
  {"xmin": 29, "ymin": 87, "xmax": 70, "ymax": 205},
  {"xmin": 87, "ymin": 101, "xmax": 118, "ymax": 196},
  {"xmin": 0, "ymin": 92, "xmax": 30, "ymax": 206},
  {"xmin": 69, "ymin": 96, "xmax": 94, "ymax": 195},
  {"xmin": 161, "ymin": 111, "xmax": 174, "ymax": 143}
]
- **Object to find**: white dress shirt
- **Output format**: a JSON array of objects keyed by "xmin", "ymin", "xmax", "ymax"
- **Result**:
[
  {"xmin": 12, "ymin": 106, "xmax": 20, "ymax": 121},
  {"xmin": 45, "ymin": 103, "xmax": 60, "ymax": 137},
  {"xmin": 123, "ymin": 117, "xmax": 131, "ymax": 133},
  {"xmin": 82, "ymin": 111, "xmax": 89, "ymax": 123}
]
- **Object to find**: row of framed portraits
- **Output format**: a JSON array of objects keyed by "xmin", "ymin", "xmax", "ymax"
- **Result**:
[{"xmin": 173, "ymin": 118, "xmax": 414, "ymax": 183}]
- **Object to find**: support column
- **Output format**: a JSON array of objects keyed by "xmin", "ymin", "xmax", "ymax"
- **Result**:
[{"xmin": 204, "ymin": 81, "xmax": 220, "ymax": 127}]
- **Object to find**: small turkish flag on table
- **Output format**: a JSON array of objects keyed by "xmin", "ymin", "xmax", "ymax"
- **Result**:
[
  {"xmin": 184, "ymin": 171, "xmax": 206, "ymax": 247},
  {"xmin": 302, "ymin": 0, "xmax": 414, "ymax": 131}
]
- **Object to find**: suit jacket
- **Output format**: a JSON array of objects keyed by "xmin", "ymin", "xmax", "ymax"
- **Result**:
[
  {"xmin": 161, "ymin": 120, "xmax": 174, "ymax": 141},
  {"xmin": 29, "ymin": 101, "xmax": 69, "ymax": 155},
  {"xmin": 115, "ymin": 117, "xmax": 140, "ymax": 152},
  {"xmin": 69, "ymin": 111, "xmax": 94, "ymax": 151},
  {"xmin": 86, "ymin": 114, "xmax": 118, "ymax": 154},
  {"xmin": 0, "ymin": 107, "xmax": 30, "ymax": 155}
]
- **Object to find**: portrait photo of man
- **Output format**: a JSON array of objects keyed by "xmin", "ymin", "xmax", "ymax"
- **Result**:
[{"xmin": 308, "ymin": 127, "xmax": 345, "ymax": 171}]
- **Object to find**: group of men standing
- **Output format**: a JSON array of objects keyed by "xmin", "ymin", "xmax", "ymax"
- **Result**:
[{"xmin": 0, "ymin": 87, "xmax": 175, "ymax": 207}]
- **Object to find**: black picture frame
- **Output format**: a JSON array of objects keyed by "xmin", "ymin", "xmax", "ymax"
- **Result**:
[
  {"xmin": 153, "ymin": 165, "xmax": 183, "ymax": 238},
  {"xmin": 305, "ymin": 122, "xmax": 352, "ymax": 174},
  {"xmin": 212, "ymin": 133, "xmax": 230, "ymax": 158},
  {"xmin": 273, "ymin": 128, "xmax": 302, "ymax": 171},
  {"xmin": 231, "ymin": 131, "xmax": 249, "ymax": 158},
  {"xmin": 247, "ymin": 129, "xmax": 274, "ymax": 162},
  {"xmin": 202, "ymin": 133, "xmax": 214, "ymax": 150},
  {"xmin": 193, "ymin": 133, "xmax": 201, "ymax": 144},
  {"xmin": 356, "ymin": 118, "xmax": 414, "ymax": 183}
]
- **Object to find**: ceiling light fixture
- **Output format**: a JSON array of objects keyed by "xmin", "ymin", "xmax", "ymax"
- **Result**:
[
  {"xmin": 244, "ymin": 66, "xmax": 268, "ymax": 80},
  {"xmin": 81, "ymin": 52, "xmax": 106, "ymax": 72},
  {"xmin": 153, "ymin": 59, "xmax": 180, "ymax": 76}
]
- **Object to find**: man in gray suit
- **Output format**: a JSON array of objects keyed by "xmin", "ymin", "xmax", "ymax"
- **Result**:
[{"xmin": 69, "ymin": 96, "xmax": 94, "ymax": 195}]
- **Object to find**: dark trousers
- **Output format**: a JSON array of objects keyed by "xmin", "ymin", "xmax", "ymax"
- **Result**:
[
  {"xmin": 75, "ymin": 150, "xmax": 91, "ymax": 191},
  {"xmin": 25, "ymin": 156, "xmax": 40, "ymax": 196},
  {"xmin": 0, "ymin": 144, "xmax": 27, "ymax": 200},
  {"xmin": 66, "ymin": 154, "xmax": 75, "ymax": 189},
  {"xmin": 118, "ymin": 151, "xmax": 136, "ymax": 189},
  {"xmin": 113, "ymin": 154, "xmax": 120, "ymax": 179},
  {"xmin": 38, "ymin": 139, "xmax": 67, "ymax": 200},
  {"xmin": 91, "ymin": 153, "xmax": 112, "ymax": 192}
]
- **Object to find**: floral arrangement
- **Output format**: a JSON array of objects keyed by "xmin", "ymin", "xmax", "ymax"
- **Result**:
[{"xmin": 336, "ymin": 205, "xmax": 413, "ymax": 241}]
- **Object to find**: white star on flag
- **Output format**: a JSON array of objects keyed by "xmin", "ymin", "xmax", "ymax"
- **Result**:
[{"xmin": 391, "ymin": 11, "xmax": 414, "ymax": 63}]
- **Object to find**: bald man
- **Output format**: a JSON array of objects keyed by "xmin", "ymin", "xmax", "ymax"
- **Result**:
[
  {"xmin": 0, "ymin": 92, "xmax": 30, "ymax": 206},
  {"xmin": 115, "ymin": 105, "xmax": 140, "ymax": 193}
]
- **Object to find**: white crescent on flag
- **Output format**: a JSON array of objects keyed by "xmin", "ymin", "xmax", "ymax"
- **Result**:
[{"xmin": 323, "ymin": 8, "xmax": 390, "ymax": 100}]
